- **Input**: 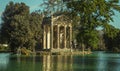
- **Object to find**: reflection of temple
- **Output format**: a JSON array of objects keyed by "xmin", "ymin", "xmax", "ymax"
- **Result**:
[
  {"xmin": 42, "ymin": 14, "xmax": 72, "ymax": 52},
  {"xmin": 42, "ymin": 55, "xmax": 73, "ymax": 71}
]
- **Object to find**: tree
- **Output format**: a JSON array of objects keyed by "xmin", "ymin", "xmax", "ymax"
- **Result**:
[
  {"xmin": 29, "ymin": 12, "xmax": 43, "ymax": 51},
  {"xmin": 65, "ymin": 0, "xmax": 120, "ymax": 49},
  {"xmin": 41, "ymin": 0, "xmax": 66, "ymax": 16},
  {"xmin": 76, "ymin": 28, "xmax": 99, "ymax": 50},
  {"xmin": 0, "ymin": 1, "xmax": 43, "ymax": 52},
  {"xmin": 0, "ymin": 1, "xmax": 30, "ymax": 52},
  {"xmin": 103, "ymin": 25, "xmax": 120, "ymax": 52}
]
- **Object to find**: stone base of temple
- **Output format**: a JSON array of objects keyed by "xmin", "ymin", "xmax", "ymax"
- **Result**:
[
  {"xmin": 36, "ymin": 48, "xmax": 92, "ymax": 55},
  {"xmin": 50, "ymin": 48, "xmax": 72, "ymax": 52},
  {"xmin": 40, "ymin": 48, "xmax": 72, "ymax": 52}
]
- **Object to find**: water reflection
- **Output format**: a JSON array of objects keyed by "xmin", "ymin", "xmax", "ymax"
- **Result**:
[
  {"xmin": 43, "ymin": 55, "xmax": 50, "ymax": 71},
  {"xmin": 42, "ymin": 55, "xmax": 73, "ymax": 71},
  {"xmin": 14, "ymin": 55, "xmax": 73, "ymax": 71},
  {"xmin": 15, "ymin": 55, "xmax": 38, "ymax": 71},
  {"xmin": 0, "ymin": 53, "xmax": 10, "ymax": 71},
  {"xmin": 96, "ymin": 52, "xmax": 120, "ymax": 71},
  {"xmin": 1, "ymin": 52, "xmax": 120, "ymax": 71},
  {"xmin": 96, "ymin": 51, "xmax": 107, "ymax": 71}
]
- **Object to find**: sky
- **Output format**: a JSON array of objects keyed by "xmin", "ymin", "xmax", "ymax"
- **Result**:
[{"xmin": 0, "ymin": 0, "xmax": 120, "ymax": 29}]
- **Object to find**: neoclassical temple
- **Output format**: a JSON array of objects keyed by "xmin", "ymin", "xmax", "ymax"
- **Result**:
[{"xmin": 42, "ymin": 14, "xmax": 72, "ymax": 52}]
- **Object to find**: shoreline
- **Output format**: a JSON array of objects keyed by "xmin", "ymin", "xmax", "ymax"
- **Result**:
[
  {"xmin": 0, "ymin": 51, "xmax": 11, "ymax": 53},
  {"xmin": 0, "ymin": 50, "xmax": 92, "ymax": 55},
  {"xmin": 32, "ymin": 50, "xmax": 92, "ymax": 55}
]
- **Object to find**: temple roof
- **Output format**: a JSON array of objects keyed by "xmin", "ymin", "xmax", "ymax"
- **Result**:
[{"xmin": 42, "ymin": 14, "xmax": 72, "ymax": 26}]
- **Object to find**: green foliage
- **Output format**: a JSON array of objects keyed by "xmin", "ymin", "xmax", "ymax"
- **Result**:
[
  {"xmin": 1, "ymin": 1, "xmax": 29, "ymax": 42},
  {"xmin": 0, "ymin": 45, "xmax": 9, "ymax": 51},
  {"xmin": 77, "ymin": 29, "xmax": 99, "ymax": 49},
  {"xmin": 104, "ymin": 24, "xmax": 119, "ymax": 38},
  {"xmin": 29, "ymin": 12, "xmax": 43, "ymax": 50},
  {"xmin": 0, "ymin": 1, "xmax": 43, "ymax": 52},
  {"xmin": 65, "ymin": 0, "xmax": 120, "ymax": 50},
  {"xmin": 41, "ymin": 0, "xmax": 65, "ymax": 16},
  {"xmin": 67, "ymin": 0, "xmax": 120, "ymax": 28},
  {"xmin": 103, "ymin": 25, "xmax": 120, "ymax": 52},
  {"xmin": 1, "ymin": 2, "xmax": 30, "ymax": 51}
]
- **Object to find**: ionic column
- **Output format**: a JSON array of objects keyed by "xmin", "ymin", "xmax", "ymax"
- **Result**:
[
  {"xmin": 57, "ymin": 25, "xmax": 60, "ymax": 49},
  {"xmin": 43, "ymin": 25, "xmax": 46, "ymax": 49},
  {"xmin": 70, "ymin": 26, "xmax": 72, "ymax": 49},
  {"xmin": 47, "ymin": 29, "xmax": 50, "ymax": 49},
  {"xmin": 51, "ymin": 16, "xmax": 53, "ymax": 49},
  {"xmin": 64, "ymin": 25, "xmax": 67, "ymax": 49}
]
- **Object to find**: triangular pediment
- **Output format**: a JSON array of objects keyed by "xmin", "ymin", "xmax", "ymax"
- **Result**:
[{"xmin": 42, "ymin": 14, "xmax": 72, "ymax": 26}]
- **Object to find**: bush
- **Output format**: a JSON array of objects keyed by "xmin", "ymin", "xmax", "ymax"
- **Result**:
[{"xmin": 0, "ymin": 45, "xmax": 9, "ymax": 51}]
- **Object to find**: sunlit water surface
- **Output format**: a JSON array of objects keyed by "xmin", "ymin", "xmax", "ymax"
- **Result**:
[{"xmin": 0, "ymin": 51, "xmax": 120, "ymax": 71}]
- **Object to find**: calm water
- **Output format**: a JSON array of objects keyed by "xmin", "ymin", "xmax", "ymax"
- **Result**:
[{"xmin": 0, "ymin": 51, "xmax": 120, "ymax": 71}]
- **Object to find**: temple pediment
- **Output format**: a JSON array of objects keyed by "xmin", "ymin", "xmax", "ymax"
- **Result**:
[{"xmin": 42, "ymin": 15, "xmax": 72, "ymax": 26}]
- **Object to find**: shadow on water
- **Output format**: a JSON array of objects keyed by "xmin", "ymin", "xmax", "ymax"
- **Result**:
[{"xmin": 0, "ymin": 51, "xmax": 120, "ymax": 71}]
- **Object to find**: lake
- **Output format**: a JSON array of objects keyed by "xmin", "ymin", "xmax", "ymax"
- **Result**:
[{"xmin": 0, "ymin": 51, "xmax": 120, "ymax": 71}]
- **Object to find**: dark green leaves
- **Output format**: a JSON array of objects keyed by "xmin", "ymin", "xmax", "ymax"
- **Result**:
[
  {"xmin": 66, "ymin": 0, "xmax": 120, "ymax": 50},
  {"xmin": 0, "ymin": 1, "xmax": 43, "ymax": 52}
]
